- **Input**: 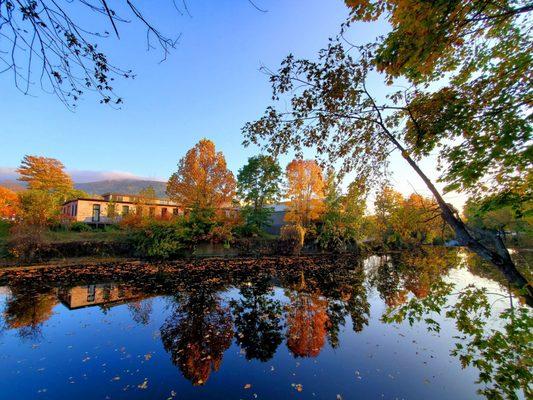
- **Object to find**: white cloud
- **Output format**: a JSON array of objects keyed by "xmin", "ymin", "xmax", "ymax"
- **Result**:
[{"xmin": 0, "ymin": 167, "xmax": 165, "ymax": 183}]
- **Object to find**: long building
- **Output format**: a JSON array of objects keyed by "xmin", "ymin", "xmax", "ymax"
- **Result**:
[{"xmin": 61, "ymin": 192, "xmax": 182, "ymax": 224}]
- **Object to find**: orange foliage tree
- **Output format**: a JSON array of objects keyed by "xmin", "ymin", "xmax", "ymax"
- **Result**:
[
  {"xmin": 285, "ymin": 159, "xmax": 325, "ymax": 227},
  {"xmin": 286, "ymin": 291, "xmax": 330, "ymax": 358},
  {"xmin": 16, "ymin": 155, "xmax": 73, "ymax": 194},
  {"xmin": 0, "ymin": 186, "xmax": 19, "ymax": 219},
  {"xmin": 166, "ymin": 139, "xmax": 236, "ymax": 210}
]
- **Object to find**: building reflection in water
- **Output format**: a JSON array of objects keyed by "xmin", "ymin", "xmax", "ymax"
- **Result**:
[{"xmin": 58, "ymin": 283, "xmax": 146, "ymax": 310}]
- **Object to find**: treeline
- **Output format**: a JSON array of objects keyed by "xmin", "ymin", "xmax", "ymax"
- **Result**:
[{"xmin": 3, "ymin": 139, "xmax": 526, "ymax": 261}]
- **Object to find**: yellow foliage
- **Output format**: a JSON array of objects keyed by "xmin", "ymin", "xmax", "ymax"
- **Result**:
[
  {"xmin": 284, "ymin": 159, "xmax": 325, "ymax": 227},
  {"xmin": 16, "ymin": 155, "xmax": 73, "ymax": 193},
  {"xmin": 167, "ymin": 139, "xmax": 236, "ymax": 209}
]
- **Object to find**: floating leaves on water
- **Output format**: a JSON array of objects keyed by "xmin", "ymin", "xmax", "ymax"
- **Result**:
[
  {"xmin": 138, "ymin": 378, "xmax": 148, "ymax": 389},
  {"xmin": 244, "ymin": 383, "xmax": 252, "ymax": 389},
  {"xmin": 291, "ymin": 383, "xmax": 303, "ymax": 392}
]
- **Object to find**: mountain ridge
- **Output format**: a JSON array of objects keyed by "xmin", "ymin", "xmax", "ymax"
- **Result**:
[{"xmin": 74, "ymin": 179, "xmax": 168, "ymax": 197}]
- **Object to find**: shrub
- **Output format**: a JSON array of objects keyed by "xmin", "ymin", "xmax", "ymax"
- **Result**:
[
  {"xmin": 318, "ymin": 222, "xmax": 350, "ymax": 252},
  {"xmin": 132, "ymin": 221, "xmax": 192, "ymax": 259},
  {"xmin": 7, "ymin": 224, "xmax": 46, "ymax": 262},
  {"xmin": 70, "ymin": 222, "xmax": 92, "ymax": 232},
  {"xmin": 279, "ymin": 224, "xmax": 305, "ymax": 255},
  {"xmin": 119, "ymin": 212, "xmax": 144, "ymax": 229}
]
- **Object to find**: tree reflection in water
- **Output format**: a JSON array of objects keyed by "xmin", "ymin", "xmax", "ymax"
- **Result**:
[
  {"xmin": 128, "ymin": 299, "xmax": 153, "ymax": 325},
  {"xmin": 160, "ymin": 283, "xmax": 233, "ymax": 385},
  {"xmin": 285, "ymin": 289, "xmax": 330, "ymax": 358},
  {"xmin": 380, "ymin": 248, "xmax": 532, "ymax": 400},
  {"xmin": 3, "ymin": 287, "xmax": 57, "ymax": 340},
  {"xmin": 0, "ymin": 250, "xmax": 529, "ymax": 398},
  {"xmin": 230, "ymin": 276, "xmax": 283, "ymax": 362}
]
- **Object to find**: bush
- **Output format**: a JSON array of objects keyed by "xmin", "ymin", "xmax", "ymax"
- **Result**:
[
  {"xmin": 132, "ymin": 221, "xmax": 192, "ymax": 259},
  {"xmin": 318, "ymin": 222, "xmax": 350, "ymax": 252},
  {"xmin": 6, "ymin": 224, "xmax": 46, "ymax": 262},
  {"xmin": 279, "ymin": 224, "xmax": 305, "ymax": 255},
  {"xmin": 70, "ymin": 222, "xmax": 92, "ymax": 232}
]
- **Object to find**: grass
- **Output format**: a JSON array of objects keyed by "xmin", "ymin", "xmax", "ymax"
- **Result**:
[
  {"xmin": 0, "ymin": 220, "xmax": 12, "ymax": 258},
  {"xmin": 43, "ymin": 228, "xmax": 129, "ymax": 243}
]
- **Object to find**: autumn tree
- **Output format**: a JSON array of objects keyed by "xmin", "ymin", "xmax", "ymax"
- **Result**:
[
  {"xmin": 284, "ymin": 159, "xmax": 325, "ymax": 228},
  {"xmin": 237, "ymin": 155, "xmax": 282, "ymax": 234},
  {"xmin": 242, "ymin": 34, "xmax": 532, "ymax": 300},
  {"xmin": 0, "ymin": 186, "xmax": 20, "ymax": 219},
  {"xmin": 17, "ymin": 155, "xmax": 73, "ymax": 195},
  {"xmin": 167, "ymin": 139, "xmax": 236, "ymax": 211},
  {"xmin": 346, "ymin": 0, "xmax": 532, "ymax": 210}
]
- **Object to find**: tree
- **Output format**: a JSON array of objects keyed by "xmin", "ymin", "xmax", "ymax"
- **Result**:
[
  {"xmin": 344, "ymin": 0, "xmax": 532, "ymax": 209},
  {"xmin": 17, "ymin": 155, "xmax": 73, "ymax": 195},
  {"xmin": 167, "ymin": 139, "xmax": 236, "ymax": 210},
  {"xmin": 318, "ymin": 171, "xmax": 367, "ymax": 251},
  {"xmin": 464, "ymin": 198, "xmax": 532, "ymax": 239},
  {"xmin": 18, "ymin": 189, "xmax": 61, "ymax": 226},
  {"xmin": 242, "ymin": 38, "xmax": 532, "ymax": 302},
  {"xmin": 343, "ymin": 178, "xmax": 367, "ymax": 239},
  {"xmin": 0, "ymin": 186, "xmax": 19, "ymax": 219},
  {"xmin": 0, "ymin": 0, "xmax": 178, "ymax": 107},
  {"xmin": 284, "ymin": 159, "xmax": 325, "ymax": 227},
  {"xmin": 237, "ymin": 155, "xmax": 282, "ymax": 233}
]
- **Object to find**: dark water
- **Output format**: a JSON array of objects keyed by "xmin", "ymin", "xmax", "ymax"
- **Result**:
[{"xmin": 0, "ymin": 249, "xmax": 528, "ymax": 399}]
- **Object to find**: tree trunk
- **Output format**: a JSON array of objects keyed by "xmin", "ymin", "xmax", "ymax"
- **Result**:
[{"xmin": 385, "ymin": 132, "xmax": 532, "ymax": 306}]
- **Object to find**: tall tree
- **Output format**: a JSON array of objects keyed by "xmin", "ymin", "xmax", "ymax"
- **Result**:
[
  {"xmin": 284, "ymin": 159, "xmax": 325, "ymax": 227},
  {"xmin": 344, "ymin": 0, "xmax": 532, "ymax": 213},
  {"xmin": 167, "ymin": 139, "xmax": 236, "ymax": 210},
  {"xmin": 237, "ymin": 155, "xmax": 282, "ymax": 233},
  {"xmin": 17, "ymin": 155, "xmax": 73, "ymax": 194},
  {"xmin": 237, "ymin": 155, "xmax": 282, "ymax": 209},
  {"xmin": 242, "ymin": 38, "xmax": 532, "ymax": 302}
]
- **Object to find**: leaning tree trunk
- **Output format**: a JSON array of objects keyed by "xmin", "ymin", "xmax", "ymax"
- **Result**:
[{"xmin": 384, "ymin": 132, "xmax": 533, "ymax": 306}]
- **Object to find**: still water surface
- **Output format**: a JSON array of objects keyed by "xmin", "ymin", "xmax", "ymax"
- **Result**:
[{"xmin": 0, "ymin": 249, "xmax": 526, "ymax": 399}]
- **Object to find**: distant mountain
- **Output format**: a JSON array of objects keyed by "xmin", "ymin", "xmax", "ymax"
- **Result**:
[
  {"xmin": 75, "ymin": 179, "xmax": 168, "ymax": 198},
  {"xmin": 0, "ymin": 179, "xmax": 25, "ymax": 192}
]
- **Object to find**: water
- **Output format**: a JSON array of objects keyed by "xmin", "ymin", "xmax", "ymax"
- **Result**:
[{"xmin": 0, "ymin": 249, "xmax": 528, "ymax": 399}]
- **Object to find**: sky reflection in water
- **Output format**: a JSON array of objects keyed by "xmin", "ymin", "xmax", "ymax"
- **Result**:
[{"xmin": 0, "ymin": 249, "xmax": 523, "ymax": 399}]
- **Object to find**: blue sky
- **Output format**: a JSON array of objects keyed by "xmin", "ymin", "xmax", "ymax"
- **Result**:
[{"xmin": 0, "ymin": 0, "xmax": 466, "ymax": 208}]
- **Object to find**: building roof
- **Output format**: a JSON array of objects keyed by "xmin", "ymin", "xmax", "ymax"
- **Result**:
[{"xmin": 63, "ymin": 197, "xmax": 181, "ymax": 207}]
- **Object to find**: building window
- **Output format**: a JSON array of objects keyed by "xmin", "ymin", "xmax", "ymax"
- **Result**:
[
  {"xmin": 149, "ymin": 207, "xmax": 155, "ymax": 217},
  {"xmin": 136, "ymin": 206, "xmax": 143, "ymax": 216},
  {"xmin": 173, "ymin": 208, "xmax": 180, "ymax": 216},
  {"xmin": 87, "ymin": 285, "xmax": 96, "ymax": 302},
  {"xmin": 161, "ymin": 207, "xmax": 168, "ymax": 217},
  {"xmin": 115, "ymin": 196, "xmax": 123, "ymax": 202},
  {"xmin": 122, "ymin": 205, "xmax": 129, "ymax": 215},
  {"xmin": 92, "ymin": 204, "xmax": 101, "ymax": 222},
  {"xmin": 72, "ymin": 203, "xmax": 77, "ymax": 217}
]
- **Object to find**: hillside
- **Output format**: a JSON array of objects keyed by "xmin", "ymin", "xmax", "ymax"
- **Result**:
[{"xmin": 75, "ymin": 179, "xmax": 167, "ymax": 197}]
